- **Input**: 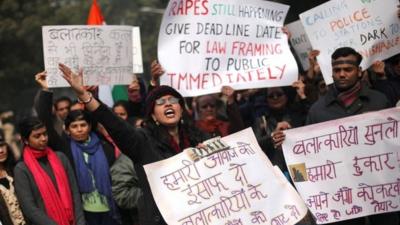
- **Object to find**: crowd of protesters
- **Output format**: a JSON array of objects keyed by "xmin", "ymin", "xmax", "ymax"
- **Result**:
[{"xmin": 1, "ymin": 9, "xmax": 400, "ymax": 225}]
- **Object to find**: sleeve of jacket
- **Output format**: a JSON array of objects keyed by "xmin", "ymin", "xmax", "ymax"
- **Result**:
[
  {"xmin": 226, "ymin": 102, "xmax": 245, "ymax": 134},
  {"xmin": 14, "ymin": 163, "xmax": 58, "ymax": 225},
  {"xmin": 92, "ymin": 103, "xmax": 145, "ymax": 162},
  {"xmin": 34, "ymin": 90, "xmax": 69, "ymax": 154},
  {"xmin": 305, "ymin": 106, "xmax": 318, "ymax": 125},
  {"xmin": 110, "ymin": 154, "xmax": 142, "ymax": 209}
]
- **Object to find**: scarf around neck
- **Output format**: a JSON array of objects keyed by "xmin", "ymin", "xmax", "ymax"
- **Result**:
[
  {"xmin": 23, "ymin": 146, "xmax": 74, "ymax": 225},
  {"xmin": 336, "ymin": 81, "xmax": 362, "ymax": 107},
  {"xmin": 70, "ymin": 132, "xmax": 119, "ymax": 220},
  {"xmin": 69, "ymin": 132, "xmax": 110, "ymax": 195},
  {"xmin": 195, "ymin": 118, "xmax": 229, "ymax": 137}
]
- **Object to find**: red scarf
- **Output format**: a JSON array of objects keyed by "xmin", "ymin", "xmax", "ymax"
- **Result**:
[
  {"xmin": 23, "ymin": 146, "xmax": 74, "ymax": 225},
  {"xmin": 169, "ymin": 131, "xmax": 190, "ymax": 153},
  {"xmin": 337, "ymin": 82, "xmax": 362, "ymax": 107},
  {"xmin": 196, "ymin": 119, "xmax": 229, "ymax": 137}
]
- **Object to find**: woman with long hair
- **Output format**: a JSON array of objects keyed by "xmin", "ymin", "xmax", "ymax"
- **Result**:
[{"xmin": 0, "ymin": 129, "xmax": 26, "ymax": 225}]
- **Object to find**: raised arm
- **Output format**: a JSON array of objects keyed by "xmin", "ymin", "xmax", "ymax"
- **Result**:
[
  {"xmin": 58, "ymin": 63, "xmax": 143, "ymax": 161},
  {"xmin": 221, "ymin": 86, "xmax": 245, "ymax": 133},
  {"xmin": 58, "ymin": 64, "xmax": 100, "ymax": 112},
  {"xmin": 34, "ymin": 72, "xmax": 68, "ymax": 152}
]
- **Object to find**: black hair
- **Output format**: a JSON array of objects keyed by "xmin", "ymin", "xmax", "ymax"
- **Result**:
[
  {"xmin": 112, "ymin": 100, "xmax": 131, "ymax": 117},
  {"xmin": 145, "ymin": 106, "xmax": 204, "ymax": 150},
  {"xmin": 195, "ymin": 94, "xmax": 218, "ymax": 113},
  {"xmin": 331, "ymin": 47, "xmax": 363, "ymax": 66},
  {"xmin": 64, "ymin": 110, "xmax": 93, "ymax": 129},
  {"xmin": 54, "ymin": 96, "xmax": 72, "ymax": 110},
  {"xmin": 18, "ymin": 117, "xmax": 45, "ymax": 140},
  {"xmin": 0, "ymin": 143, "xmax": 16, "ymax": 176}
]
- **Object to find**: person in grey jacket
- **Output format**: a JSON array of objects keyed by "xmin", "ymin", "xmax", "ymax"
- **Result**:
[
  {"xmin": 14, "ymin": 117, "xmax": 85, "ymax": 225},
  {"xmin": 111, "ymin": 153, "xmax": 142, "ymax": 225}
]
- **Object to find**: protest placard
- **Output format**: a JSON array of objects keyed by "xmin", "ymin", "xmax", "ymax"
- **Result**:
[
  {"xmin": 144, "ymin": 128, "xmax": 308, "ymax": 225},
  {"xmin": 300, "ymin": 0, "xmax": 400, "ymax": 84},
  {"xmin": 286, "ymin": 20, "xmax": 313, "ymax": 71},
  {"xmin": 282, "ymin": 107, "xmax": 400, "ymax": 224},
  {"xmin": 158, "ymin": 0, "xmax": 298, "ymax": 97},
  {"xmin": 42, "ymin": 25, "xmax": 136, "ymax": 87}
]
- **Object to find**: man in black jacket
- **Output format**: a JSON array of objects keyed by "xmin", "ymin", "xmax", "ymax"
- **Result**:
[
  {"xmin": 272, "ymin": 47, "xmax": 398, "ymax": 225},
  {"xmin": 305, "ymin": 47, "xmax": 389, "ymax": 125}
]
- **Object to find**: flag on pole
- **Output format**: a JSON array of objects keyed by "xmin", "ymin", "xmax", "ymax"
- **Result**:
[
  {"xmin": 86, "ymin": 0, "xmax": 128, "ymax": 107},
  {"xmin": 87, "ymin": 0, "xmax": 105, "ymax": 25}
]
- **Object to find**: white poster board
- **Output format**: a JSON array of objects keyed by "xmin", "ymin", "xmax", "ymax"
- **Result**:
[
  {"xmin": 42, "ymin": 25, "xmax": 134, "ymax": 87},
  {"xmin": 144, "ymin": 128, "xmax": 308, "ymax": 225},
  {"xmin": 282, "ymin": 107, "xmax": 400, "ymax": 224},
  {"xmin": 158, "ymin": 0, "xmax": 299, "ymax": 97},
  {"xmin": 286, "ymin": 20, "xmax": 313, "ymax": 71},
  {"xmin": 300, "ymin": 0, "xmax": 400, "ymax": 84}
]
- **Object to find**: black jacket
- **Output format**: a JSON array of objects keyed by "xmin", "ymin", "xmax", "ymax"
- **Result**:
[{"xmin": 306, "ymin": 85, "xmax": 390, "ymax": 125}]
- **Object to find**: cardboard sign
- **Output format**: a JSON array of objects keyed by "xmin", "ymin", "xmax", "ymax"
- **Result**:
[
  {"xmin": 42, "ymin": 25, "xmax": 137, "ymax": 87},
  {"xmin": 282, "ymin": 107, "xmax": 400, "ymax": 224},
  {"xmin": 144, "ymin": 128, "xmax": 308, "ymax": 225},
  {"xmin": 300, "ymin": 0, "xmax": 400, "ymax": 84},
  {"xmin": 158, "ymin": 0, "xmax": 299, "ymax": 96}
]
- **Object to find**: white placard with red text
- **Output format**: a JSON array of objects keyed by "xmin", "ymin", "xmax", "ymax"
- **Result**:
[
  {"xmin": 286, "ymin": 20, "xmax": 313, "ymax": 71},
  {"xmin": 299, "ymin": 0, "xmax": 400, "ymax": 84},
  {"xmin": 144, "ymin": 128, "xmax": 308, "ymax": 225},
  {"xmin": 282, "ymin": 107, "xmax": 400, "ymax": 224},
  {"xmin": 158, "ymin": 0, "xmax": 298, "ymax": 97}
]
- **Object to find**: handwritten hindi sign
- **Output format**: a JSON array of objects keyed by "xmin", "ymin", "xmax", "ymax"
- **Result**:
[
  {"xmin": 42, "ymin": 25, "xmax": 135, "ymax": 87},
  {"xmin": 300, "ymin": 0, "xmax": 400, "ymax": 84},
  {"xmin": 282, "ymin": 107, "xmax": 400, "ymax": 224},
  {"xmin": 286, "ymin": 20, "xmax": 313, "ymax": 71},
  {"xmin": 158, "ymin": 0, "xmax": 298, "ymax": 97},
  {"xmin": 144, "ymin": 128, "xmax": 307, "ymax": 225}
]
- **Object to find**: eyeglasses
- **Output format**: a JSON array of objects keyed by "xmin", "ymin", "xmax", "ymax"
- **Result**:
[
  {"xmin": 200, "ymin": 103, "xmax": 216, "ymax": 109},
  {"xmin": 155, "ymin": 96, "xmax": 179, "ymax": 106},
  {"xmin": 267, "ymin": 92, "xmax": 284, "ymax": 99}
]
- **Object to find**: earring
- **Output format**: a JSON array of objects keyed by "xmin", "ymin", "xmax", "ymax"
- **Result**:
[
  {"xmin": 180, "ymin": 119, "xmax": 184, "ymax": 125},
  {"xmin": 155, "ymin": 120, "xmax": 159, "ymax": 126}
]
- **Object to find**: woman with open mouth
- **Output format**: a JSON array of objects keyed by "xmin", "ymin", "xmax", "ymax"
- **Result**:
[{"xmin": 59, "ymin": 63, "xmax": 208, "ymax": 225}]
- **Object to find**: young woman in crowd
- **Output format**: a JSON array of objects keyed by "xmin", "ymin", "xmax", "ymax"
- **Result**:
[
  {"xmin": 34, "ymin": 72, "xmax": 120, "ymax": 225},
  {"xmin": 0, "ymin": 128, "xmax": 26, "ymax": 225},
  {"xmin": 59, "ymin": 63, "xmax": 208, "ymax": 225},
  {"xmin": 14, "ymin": 118, "xmax": 85, "ymax": 225}
]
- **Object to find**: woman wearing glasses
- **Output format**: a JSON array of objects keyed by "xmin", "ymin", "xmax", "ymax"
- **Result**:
[{"xmin": 58, "ymin": 63, "xmax": 208, "ymax": 225}]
